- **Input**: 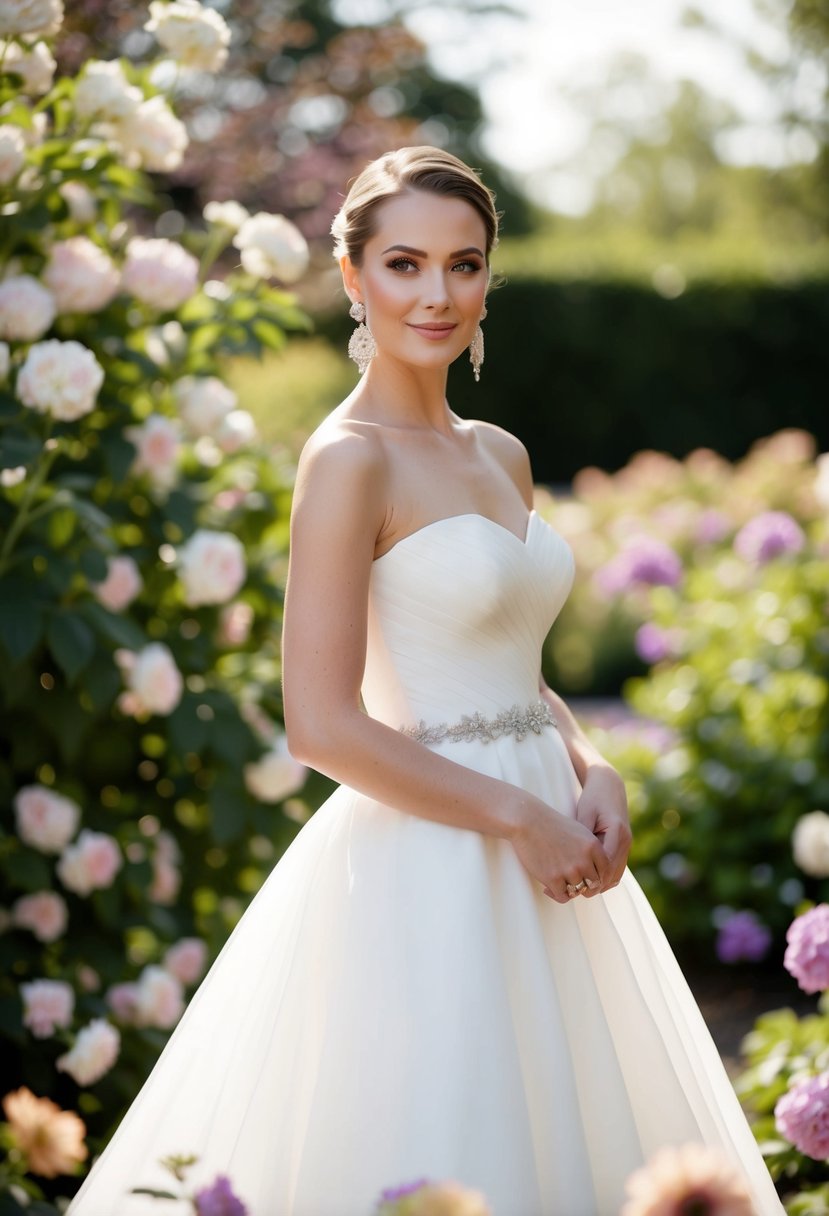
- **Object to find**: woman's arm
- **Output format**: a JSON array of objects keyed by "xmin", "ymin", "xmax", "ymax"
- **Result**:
[{"xmin": 281, "ymin": 425, "xmax": 612, "ymax": 904}]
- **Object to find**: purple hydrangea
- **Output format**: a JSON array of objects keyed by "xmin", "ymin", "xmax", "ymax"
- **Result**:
[
  {"xmin": 377, "ymin": 1180, "xmax": 430, "ymax": 1204},
  {"xmin": 597, "ymin": 537, "xmax": 683, "ymax": 595},
  {"xmin": 635, "ymin": 623, "xmax": 673, "ymax": 664},
  {"xmin": 783, "ymin": 903, "xmax": 829, "ymax": 994},
  {"xmin": 775, "ymin": 1070, "xmax": 829, "ymax": 1160},
  {"xmin": 194, "ymin": 1175, "xmax": 248, "ymax": 1216},
  {"xmin": 695, "ymin": 508, "xmax": 731, "ymax": 546},
  {"xmin": 733, "ymin": 511, "xmax": 805, "ymax": 564},
  {"xmin": 715, "ymin": 910, "xmax": 772, "ymax": 963}
]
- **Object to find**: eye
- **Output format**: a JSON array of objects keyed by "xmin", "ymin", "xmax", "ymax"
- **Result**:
[
  {"xmin": 451, "ymin": 259, "xmax": 483, "ymax": 273},
  {"xmin": 386, "ymin": 256, "xmax": 418, "ymax": 272}
]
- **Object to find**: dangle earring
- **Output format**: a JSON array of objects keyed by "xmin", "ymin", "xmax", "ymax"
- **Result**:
[
  {"xmin": 469, "ymin": 304, "xmax": 487, "ymax": 382},
  {"xmin": 347, "ymin": 300, "xmax": 376, "ymax": 375}
]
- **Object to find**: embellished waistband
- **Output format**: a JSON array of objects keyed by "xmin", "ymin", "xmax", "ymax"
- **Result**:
[{"xmin": 398, "ymin": 699, "xmax": 557, "ymax": 746}]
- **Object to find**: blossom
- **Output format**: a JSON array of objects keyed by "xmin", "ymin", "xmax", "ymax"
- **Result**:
[
  {"xmin": 792, "ymin": 810, "xmax": 829, "ymax": 878},
  {"xmin": 634, "ymin": 623, "xmax": 678, "ymax": 665},
  {"xmin": 194, "ymin": 1174, "xmax": 248, "ymax": 1216},
  {"xmin": 173, "ymin": 374, "xmax": 237, "ymax": 438},
  {"xmin": 17, "ymin": 338, "xmax": 104, "ymax": 421},
  {"xmin": 232, "ymin": 212, "xmax": 309, "ymax": 283},
  {"xmin": 116, "ymin": 642, "xmax": 184, "ymax": 716},
  {"xmin": 783, "ymin": 903, "xmax": 829, "ymax": 993},
  {"xmin": 0, "ymin": 273, "xmax": 56, "ymax": 341},
  {"xmin": 122, "ymin": 236, "xmax": 199, "ymax": 311},
  {"xmin": 125, "ymin": 414, "xmax": 180, "ymax": 491},
  {"xmin": 164, "ymin": 937, "xmax": 208, "ymax": 985},
  {"xmin": 145, "ymin": 0, "xmax": 232, "ymax": 73},
  {"xmin": 715, "ymin": 910, "xmax": 772, "ymax": 964},
  {"xmin": 105, "ymin": 981, "xmax": 139, "ymax": 1023},
  {"xmin": 0, "ymin": 340, "xmax": 9, "ymax": 379},
  {"xmin": 116, "ymin": 95, "xmax": 189, "ymax": 173},
  {"xmin": 217, "ymin": 409, "xmax": 257, "ymax": 453},
  {"xmin": 695, "ymin": 508, "xmax": 731, "ymax": 546},
  {"xmin": 59, "ymin": 180, "xmax": 97, "ymax": 224},
  {"xmin": 244, "ymin": 733, "xmax": 307, "ymax": 803},
  {"xmin": 217, "ymin": 600, "xmax": 254, "ymax": 647},
  {"xmin": 204, "ymin": 200, "xmax": 249, "ymax": 231},
  {"xmin": 92, "ymin": 554, "xmax": 143, "ymax": 613},
  {"xmin": 377, "ymin": 1181, "xmax": 492, "ymax": 1216},
  {"xmin": 14, "ymin": 784, "xmax": 80, "ymax": 853},
  {"xmin": 12, "ymin": 890, "xmax": 68, "ymax": 942},
  {"xmin": 0, "ymin": 39, "xmax": 56, "ymax": 95},
  {"xmin": 2, "ymin": 1087, "xmax": 87, "ymax": 1179},
  {"xmin": 57, "ymin": 829, "xmax": 122, "ymax": 897},
  {"xmin": 0, "ymin": 123, "xmax": 27, "ymax": 185},
  {"xmin": 56, "ymin": 1018, "xmax": 120, "ymax": 1086},
  {"xmin": 133, "ymin": 965, "xmax": 184, "ymax": 1029},
  {"xmin": 815, "ymin": 453, "xmax": 829, "ymax": 511},
  {"xmin": 20, "ymin": 978, "xmax": 74, "ymax": 1038},
  {"xmin": 775, "ymin": 1070, "xmax": 829, "ymax": 1160},
  {"xmin": 74, "ymin": 59, "xmax": 142, "ymax": 122},
  {"xmin": 0, "ymin": 0, "xmax": 63, "ymax": 39},
  {"xmin": 43, "ymin": 236, "xmax": 120, "ymax": 314},
  {"xmin": 620, "ymin": 1142, "xmax": 753, "ymax": 1216},
  {"xmin": 734, "ymin": 511, "xmax": 805, "ymax": 564},
  {"xmin": 177, "ymin": 529, "xmax": 247, "ymax": 607},
  {"xmin": 596, "ymin": 537, "xmax": 683, "ymax": 596}
]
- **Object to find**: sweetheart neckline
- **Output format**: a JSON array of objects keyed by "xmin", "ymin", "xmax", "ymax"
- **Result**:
[{"xmin": 372, "ymin": 508, "xmax": 537, "ymax": 565}]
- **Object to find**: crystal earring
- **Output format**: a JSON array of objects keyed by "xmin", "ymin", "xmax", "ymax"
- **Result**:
[
  {"xmin": 348, "ymin": 300, "xmax": 376, "ymax": 375},
  {"xmin": 469, "ymin": 304, "xmax": 487, "ymax": 382}
]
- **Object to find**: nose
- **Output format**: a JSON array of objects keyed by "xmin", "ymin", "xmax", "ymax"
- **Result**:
[{"xmin": 420, "ymin": 268, "xmax": 451, "ymax": 310}]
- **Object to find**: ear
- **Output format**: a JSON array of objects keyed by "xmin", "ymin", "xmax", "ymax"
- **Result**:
[{"xmin": 340, "ymin": 254, "xmax": 362, "ymax": 305}]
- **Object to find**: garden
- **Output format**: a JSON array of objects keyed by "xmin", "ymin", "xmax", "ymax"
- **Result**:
[{"xmin": 1, "ymin": 1, "xmax": 828, "ymax": 1213}]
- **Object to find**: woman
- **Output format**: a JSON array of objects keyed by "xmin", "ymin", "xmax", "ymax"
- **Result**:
[{"xmin": 67, "ymin": 147, "xmax": 784, "ymax": 1215}]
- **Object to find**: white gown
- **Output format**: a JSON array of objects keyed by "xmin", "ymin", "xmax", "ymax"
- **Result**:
[{"xmin": 67, "ymin": 510, "xmax": 784, "ymax": 1215}]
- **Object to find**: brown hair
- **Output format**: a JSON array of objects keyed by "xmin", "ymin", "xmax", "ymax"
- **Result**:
[{"xmin": 331, "ymin": 145, "xmax": 500, "ymax": 267}]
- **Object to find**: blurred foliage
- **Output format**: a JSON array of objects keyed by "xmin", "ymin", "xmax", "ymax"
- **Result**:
[{"xmin": 57, "ymin": 0, "xmax": 532, "ymax": 243}]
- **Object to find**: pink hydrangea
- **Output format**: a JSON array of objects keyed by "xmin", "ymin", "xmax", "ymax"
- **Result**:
[
  {"xmin": 56, "ymin": 829, "xmax": 123, "ymax": 897},
  {"xmin": 20, "ymin": 979, "xmax": 74, "ymax": 1038},
  {"xmin": 784, "ymin": 904, "xmax": 829, "ymax": 993},
  {"xmin": 12, "ymin": 890, "xmax": 68, "ymax": 942},
  {"xmin": 775, "ymin": 1070, "xmax": 829, "ymax": 1160}
]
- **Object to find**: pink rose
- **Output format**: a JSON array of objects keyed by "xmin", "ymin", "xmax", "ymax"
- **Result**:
[
  {"xmin": 43, "ymin": 237, "xmax": 120, "ymax": 314},
  {"xmin": 92, "ymin": 554, "xmax": 142, "ymax": 612},
  {"xmin": 56, "ymin": 1019, "xmax": 120, "ymax": 1086},
  {"xmin": 133, "ymin": 965, "xmax": 184, "ymax": 1029},
  {"xmin": 177, "ymin": 529, "xmax": 246, "ymax": 607},
  {"xmin": 122, "ymin": 236, "xmax": 199, "ymax": 311},
  {"xmin": 16, "ymin": 338, "xmax": 104, "ymax": 421},
  {"xmin": 244, "ymin": 733, "xmax": 306, "ymax": 804},
  {"xmin": 12, "ymin": 891, "xmax": 68, "ymax": 942},
  {"xmin": 21, "ymin": 979, "xmax": 74, "ymax": 1038},
  {"xmin": 775, "ymin": 1070, "xmax": 829, "ymax": 1160},
  {"xmin": 149, "ymin": 855, "xmax": 181, "ymax": 903},
  {"xmin": 56, "ymin": 829, "xmax": 122, "ymax": 897},
  {"xmin": 14, "ymin": 785, "xmax": 80, "ymax": 854},
  {"xmin": 125, "ymin": 414, "xmax": 180, "ymax": 492},
  {"xmin": 164, "ymin": 937, "xmax": 208, "ymax": 985},
  {"xmin": 115, "ymin": 642, "xmax": 183, "ymax": 717},
  {"xmin": 106, "ymin": 981, "xmax": 139, "ymax": 1023},
  {"xmin": 217, "ymin": 601, "xmax": 254, "ymax": 647},
  {"xmin": 0, "ymin": 273, "xmax": 56, "ymax": 340}
]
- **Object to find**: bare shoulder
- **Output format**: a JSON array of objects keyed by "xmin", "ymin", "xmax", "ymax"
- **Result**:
[
  {"xmin": 294, "ymin": 416, "xmax": 386, "ymax": 516},
  {"xmin": 470, "ymin": 419, "xmax": 534, "ymax": 500}
]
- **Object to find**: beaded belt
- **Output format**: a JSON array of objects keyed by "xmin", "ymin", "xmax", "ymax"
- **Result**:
[{"xmin": 399, "ymin": 699, "xmax": 557, "ymax": 746}]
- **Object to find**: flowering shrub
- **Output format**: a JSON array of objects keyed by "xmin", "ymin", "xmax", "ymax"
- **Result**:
[{"xmin": 0, "ymin": 2, "xmax": 315, "ymax": 1206}]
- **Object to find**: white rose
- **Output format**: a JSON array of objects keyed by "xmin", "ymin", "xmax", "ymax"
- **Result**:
[
  {"xmin": 133, "ymin": 965, "xmax": 184, "ymax": 1029},
  {"xmin": 0, "ymin": 123, "xmax": 26, "ymax": 184},
  {"xmin": 92, "ymin": 554, "xmax": 142, "ymax": 613},
  {"xmin": 43, "ymin": 236, "xmax": 120, "ymax": 314},
  {"xmin": 115, "ymin": 94, "xmax": 188, "ymax": 173},
  {"xmin": 116, "ymin": 642, "xmax": 183, "ymax": 716},
  {"xmin": 792, "ymin": 809, "xmax": 829, "ymax": 878},
  {"xmin": 177, "ymin": 529, "xmax": 246, "ymax": 606},
  {"xmin": 59, "ymin": 180, "xmax": 96, "ymax": 224},
  {"xmin": 0, "ymin": 39, "xmax": 55, "ymax": 94},
  {"xmin": 232, "ymin": 212, "xmax": 309, "ymax": 283},
  {"xmin": 74, "ymin": 60, "xmax": 142, "ymax": 122},
  {"xmin": 173, "ymin": 374, "xmax": 236, "ymax": 438},
  {"xmin": 203, "ymin": 200, "xmax": 249, "ymax": 231},
  {"xmin": 0, "ymin": 0, "xmax": 63, "ymax": 38},
  {"xmin": 144, "ymin": 0, "xmax": 231, "ymax": 72},
  {"xmin": 16, "ymin": 338, "xmax": 104, "ymax": 421},
  {"xmin": 125, "ymin": 413, "xmax": 180, "ymax": 491},
  {"xmin": 0, "ymin": 274, "xmax": 55, "ymax": 341},
  {"xmin": 122, "ymin": 236, "xmax": 199, "ymax": 311},
  {"xmin": 244, "ymin": 733, "xmax": 307, "ymax": 803},
  {"xmin": 217, "ymin": 409, "xmax": 256, "ymax": 453},
  {"xmin": 56, "ymin": 1018, "xmax": 120, "ymax": 1086},
  {"xmin": 14, "ymin": 784, "xmax": 80, "ymax": 853}
]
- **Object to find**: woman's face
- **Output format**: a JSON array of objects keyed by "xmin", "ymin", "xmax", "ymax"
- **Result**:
[{"xmin": 343, "ymin": 189, "xmax": 489, "ymax": 375}]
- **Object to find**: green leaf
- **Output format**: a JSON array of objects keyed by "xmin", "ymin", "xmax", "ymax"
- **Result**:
[
  {"xmin": 82, "ymin": 654, "xmax": 121, "ymax": 711},
  {"xmin": 0, "ymin": 427, "xmax": 41, "ymax": 468},
  {"xmin": 47, "ymin": 506, "xmax": 77, "ymax": 548},
  {"xmin": 81, "ymin": 600, "xmax": 145, "ymax": 650},
  {"xmin": 3, "ymin": 849, "xmax": 51, "ymax": 892},
  {"xmin": 47, "ymin": 610, "xmax": 95, "ymax": 683},
  {"xmin": 0, "ymin": 580, "xmax": 45, "ymax": 661},
  {"xmin": 80, "ymin": 547, "xmax": 109, "ymax": 583},
  {"xmin": 251, "ymin": 318, "xmax": 287, "ymax": 351},
  {"xmin": 168, "ymin": 696, "xmax": 211, "ymax": 754},
  {"xmin": 209, "ymin": 777, "xmax": 247, "ymax": 844}
]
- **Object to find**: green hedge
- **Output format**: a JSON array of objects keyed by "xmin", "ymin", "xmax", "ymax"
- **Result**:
[{"xmin": 318, "ymin": 278, "xmax": 829, "ymax": 482}]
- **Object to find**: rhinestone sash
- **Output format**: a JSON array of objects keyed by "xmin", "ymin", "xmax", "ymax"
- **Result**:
[{"xmin": 399, "ymin": 699, "xmax": 557, "ymax": 746}]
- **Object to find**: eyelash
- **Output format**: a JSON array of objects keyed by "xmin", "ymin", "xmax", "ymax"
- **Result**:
[{"xmin": 386, "ymin": 256, "xmax": 482, "ymax": 274}]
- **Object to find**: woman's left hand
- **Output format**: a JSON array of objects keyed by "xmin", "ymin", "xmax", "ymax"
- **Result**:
[{"xmin": 574, "ymin": 765, "xmax": 632, "ymax": 893}]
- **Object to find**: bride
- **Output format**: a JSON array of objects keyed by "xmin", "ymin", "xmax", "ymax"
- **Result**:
[{"xmin": 67, "ymin": 146, "xmax": 784, "ymax": 1215}]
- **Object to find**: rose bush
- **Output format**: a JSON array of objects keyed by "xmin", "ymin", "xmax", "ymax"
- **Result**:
[{"xmin": 0, "ymin": 4, "xmax": 317, "ymax": 1207}]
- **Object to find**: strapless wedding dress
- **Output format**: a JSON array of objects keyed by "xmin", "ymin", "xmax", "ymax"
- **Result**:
[{"xmin": 67, "ymin": 511, "xmax": 784, "ymax": 1215}]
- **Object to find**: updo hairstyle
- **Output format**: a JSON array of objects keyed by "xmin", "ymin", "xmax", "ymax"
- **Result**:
[{"xmin": 331, "ymin": 146, "xmax": 500, "ymax": 268}]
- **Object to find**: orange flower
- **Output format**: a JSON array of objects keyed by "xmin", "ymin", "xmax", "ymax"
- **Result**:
[
  {"xmin": 621, "ymin": 1143, "xmax": 754, "ymax": 1216},
  {"xmin": 2, "ymin": 1087, "xmax": 88, "ymax": 1178}
]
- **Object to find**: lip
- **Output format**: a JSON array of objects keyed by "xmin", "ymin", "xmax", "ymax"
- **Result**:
[{"xmin": 407, "ymin": 323, "xmax": 458, "ymax": 340}]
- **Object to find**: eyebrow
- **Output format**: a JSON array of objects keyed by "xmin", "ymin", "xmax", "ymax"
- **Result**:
[{"xmin": 380, "ymin": 244, "xmax": 485, "ymax": 259}]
